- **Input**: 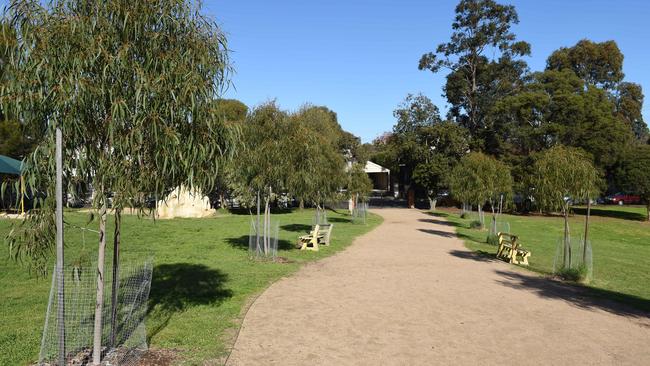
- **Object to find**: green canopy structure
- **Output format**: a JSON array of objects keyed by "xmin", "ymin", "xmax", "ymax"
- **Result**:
[
  {"xmin": 0, "ymin": 154, "xmax": 25, "ymax": 213},
  {"xmin": 0, "ymin": 154, "xmax": 23, "ymax": 175}
]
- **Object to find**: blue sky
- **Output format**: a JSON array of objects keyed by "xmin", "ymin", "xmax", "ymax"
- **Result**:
[{"xmin": 206, "ymin": 0, "xmax": 650, "ymax": 142}]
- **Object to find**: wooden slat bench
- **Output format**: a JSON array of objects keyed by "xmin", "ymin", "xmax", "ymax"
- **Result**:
[
  {"xmin": 298, "ymin": 223, "xmax": 334, "ymax": 251},
  {"xmin": 496, "ymin": 232, "xmax": 531, "ymax": 265},
  {"xmin": 299, "ymin": 224, "xmax": 322, "ymax": 251}
]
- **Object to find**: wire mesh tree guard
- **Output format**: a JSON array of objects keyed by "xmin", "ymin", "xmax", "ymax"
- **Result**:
[
  {"xmin": 39, "ymin": 258, "xmax": 153, "ymax": 366},
  {"xmin": 554, "ymin": 236, "xmax": 593, "ymax": 281},
  {"xmin": 312, "ymin": 206, "xmax": 329, "ymax": 226},
  {"xmin": 248, "ymin": 218, "xmax": 279, "ymax": 260},
  {"xmin": 352, "ymin": 201, "xmax": 368, "ymax": 224}
]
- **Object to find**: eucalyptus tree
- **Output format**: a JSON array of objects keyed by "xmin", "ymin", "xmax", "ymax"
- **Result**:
[
  {"xmin": 448, "ymin": 152, "xmax": 512, "ymax": 229},
  {"xmin": 531, "ymin": 146, "xmax": 600, "ymax": 266},
  {"xmin": 346, "ymin": 162, "xmax": 372, "ymax": 205},
  {"xmin": 412, "ymin": 121, "xmax": 469, "ymax": 210},
  {"xmin": 546, "ymin": 39, "xmax": 624, "ymax": 90},
  {"xmin": 287, "ymin": 105, "xmax": 346, "ymax": 209},
  {"xmin": 234, "ymin": 102, "xmax": 291, "ymax": 255},
  {"xmin": 448, "ymin": 153, "xmax": 484, "ymax": 223},
  {"xmin": 419, "ymin": 0, "xmax": 530, "ymax": 151},
  {"xmin": 3, "ymin": 0, "xmax": 235, "ymax": 363}
]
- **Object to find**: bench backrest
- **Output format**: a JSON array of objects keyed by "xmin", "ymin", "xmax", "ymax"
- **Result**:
[
  {"xmin": 497, "ymin": 232, "xmax": 518, "ymax": 247},
  {"xmin": 318, "ymin": 223, "xmax": 334, "ymax": 245}
]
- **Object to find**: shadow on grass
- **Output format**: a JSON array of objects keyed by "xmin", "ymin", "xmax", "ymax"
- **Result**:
[
  {"xmin": 281, "ymin": 223, "xmax": 312, "ymax": 232},
  {"xmin": 328, "ymin": 217, "xmax": 352, "ymax": 223},
  {"xmin": 494, "ymin": 270, "xmax": 650, "ymax": 317},
  {"xmin": 448, "ymin": 249, "xmax": 498, "ymax": 263},
  {"xmin": 417, "ymin": 228, "xmax": 457, "ymax": 238},
  {"xmin": 572, "ymin": 207, "xmax": 647, "ymax": 221},
  {"xmin": 147, "ymin": 263, "xmax": 233, "ymax": 342},
  {"xmin": 225, "ymin": 235, "xmax": 295, "ymax": 251},
  {"xmin": 226, "ymin": 207, "xmax": 295, "ymax": 216}
]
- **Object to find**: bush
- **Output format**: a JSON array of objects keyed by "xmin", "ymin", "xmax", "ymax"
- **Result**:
[
  {"xmin": 469, "ymin": 220, "xmax": 482, "ymax": 229},
  {"xmin": 556, "ymin": 265, "xmax": 589, "ymax": 282},
  {"xmin": 486, "ymin": 233, "xmax": 499, "ymax": 245},
  {"xmin": 460, "ymin": 212, "xmax": 469, "ymax": 219}
]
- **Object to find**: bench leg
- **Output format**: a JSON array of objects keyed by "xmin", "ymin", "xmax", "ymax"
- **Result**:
[
  {"xmin": 300, "ymin": 238, "xmax": 319, "ymax": 251},
  {"xmin": 509, "ymin": 249, "xmax": 518, "ymax": 264}
]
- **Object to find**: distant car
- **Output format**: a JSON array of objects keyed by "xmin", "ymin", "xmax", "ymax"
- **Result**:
[{"xmin": 605, "ymin": 193, "xmax": 641, "ymax": 205}]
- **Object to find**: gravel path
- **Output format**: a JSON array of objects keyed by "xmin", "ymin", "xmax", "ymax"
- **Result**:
[{"xmin": 227, "ymin": 209, "xmax": 650, "ymax": 365}]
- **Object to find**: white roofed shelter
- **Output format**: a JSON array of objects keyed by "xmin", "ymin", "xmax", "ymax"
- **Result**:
[{"xmin": 364, "ymin": 161, "xmax": 390, "ymax": 192}]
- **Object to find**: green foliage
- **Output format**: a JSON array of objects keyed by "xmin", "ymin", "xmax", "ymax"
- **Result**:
[
  {"xmin": 419, "ymin": 0, "xmax": 530, "ymax": 150},
  {"xmin": 616, "ymin": 145, "xmax": 650, "ymax": 220},
  {"xmin": 346, "ymin": 162, "xmax": 372, "ymax": 201},
  {"xmin": 392, "ymin": 93, "xmax": 441, "ymax": 135},
  {"xmin": 233, "ymin": 102, "xmax": 350, "ymax": 208},
  {"xmin": 531, "ymin": 146, "xmax": 600, "ymax": 213},
  {"xmin": 493, "ymin": 69, "xmax": 634, "ymax": 177},
  {"xmin": 287, "ymin": 108, "xmax": 346, "ymax": 206},
  {"xmin": 469, "ymin": 220, "xmax": 482, "ymax": 229},
  {"xmin": 215, "ymin": 99, "xmax": 248, "ymax": 123},
  {"xmin": 448, "ymin": 152, "xmax": 512, "ymax": 211},
  {"xmin": 546, "ymin": 39, "xmax": 624, "ymax": 90},
  {"xmin": 3, "ymin": 0, "xmax": 236, "ymax": 274},
  {"xmin": 486, "ymin": 233, "xmax": 499, "ymax": 245},
  {"xmin": 616, "ymin": 82, "xmax": 648, "ymax": 142},
  {"xmin": 555, "ymin": 265, "xmax": 589, "ymax": 282},
  {"xmin": 233, "ymin": 102, "xmax": 289, "ymax": 203}
]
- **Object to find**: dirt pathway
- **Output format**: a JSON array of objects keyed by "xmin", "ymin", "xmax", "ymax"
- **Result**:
[{"xmin": 227, "ymin": 209, "xmax": 650, "ymax": 365}]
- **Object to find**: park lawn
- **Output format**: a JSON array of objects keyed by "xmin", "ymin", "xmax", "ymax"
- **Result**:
[
  {"xmin": 438, "ymin": 205, "xmax": 650, "ymax": 312},
  {"xmin": 0, "ymin": 208, "xmax": 381, "ymax": 366}
]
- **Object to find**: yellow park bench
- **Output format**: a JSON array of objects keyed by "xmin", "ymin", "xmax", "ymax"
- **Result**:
[
  {"xmin": 298, "ymin": 223, "xmax": 334, "ymax": 251},
  {"xmin": 496, "ymin": 232, "xmax": 531, "ymax": 265}
]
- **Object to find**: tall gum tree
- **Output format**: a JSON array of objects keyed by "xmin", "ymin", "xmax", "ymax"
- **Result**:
[
  {"xmin": 3, "ymin": 0, "xmax": 236, "ymax": 364},
  {"xmin": 419, "ymin": 0, "xmax": 530, "ymax": 151}
]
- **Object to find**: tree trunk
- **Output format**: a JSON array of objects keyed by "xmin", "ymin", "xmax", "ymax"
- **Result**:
[
  {"xmin": 92, "ymin": 197, "xmax": 108, "ymax": 365},
  {"xmin": 647, "ymin": 202, "xmax": 650, "ymax": 222},
  {"xmin": 429, "ymin": 197, "xmax": 437, "ymax": 211},
  {"xmin": 299, "ymin": 199, "xmax": 304, "ymax": 210},
  {"xmin": 219, "ymin": 192, "xmax": 225, "ymax": 210},
  {"xmin": 109, "ymin": 208, "xmax": 121, "ymax": 348},
  {"xmin": 256, "ymin": 191, "xmax": 260, "ymax": 255},
  {"xmin": 490, "ymin": 205, "xmax": 496, "ymax": 235},
  {"xmin": 477, "ymin": 204, "xmax": 484, "ymax": 228},
  {"xmin": 583, "ymin": 200, "xmax": 591, "ymax": 262},
  {"xmin": 55, "ymin": 128, "xmax": 66, "ymax": 365},
  {"xmin": 563, "ymin": 206, "xmax": 571, "ymax": 269}
]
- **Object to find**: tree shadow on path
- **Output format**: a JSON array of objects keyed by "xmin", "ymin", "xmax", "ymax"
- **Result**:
[
  {"xmin": 494, "ymin": 269, "xmax": 650, "ymax": 318},
  {"xmin": 417, "ymin": 228, "xmax": 458, "ymax": 238}
]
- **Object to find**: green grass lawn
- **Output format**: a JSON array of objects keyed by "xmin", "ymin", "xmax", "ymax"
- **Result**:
[
  {"xmin": 0, "ymin": 208, "xmax": 381, "ymax": 365},
  {"xmin": 438, "ymin": 204, "xmax": 650, "ymax": 312}
]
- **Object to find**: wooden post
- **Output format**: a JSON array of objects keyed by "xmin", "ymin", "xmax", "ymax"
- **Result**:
[
  {"xmin": 583, "ymin": 199, "xmax": 591, "ymax": 262},
  {"xmin": 55, "ymin": 128, "xmax": 66, "ymax": 365},
  {"xmin": 93, "ymin": 195, "xmax": 108, "ymax": 365},
  {"xmin": 109, "ymin": 208, "xmax": 121, "ymax": 347},
  {"xmin": 20, "ymin": 175, "xmax": 25, "ymax": 214}
]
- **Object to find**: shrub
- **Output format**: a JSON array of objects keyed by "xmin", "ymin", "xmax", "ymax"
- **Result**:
[
  {"xmin": 486, "ymin": 233, "xmax": 499, "ymax": 245},
  {"xmin": 469, "ymin": 220, "xmax": 482, "ymax": 229},
  {"xmin": 556, "ymin": 265, "xmax": 589, "ymax": 282},
  {"xmin": 460, "ymin": 212, "xmax": 469, "ymax": 219}
]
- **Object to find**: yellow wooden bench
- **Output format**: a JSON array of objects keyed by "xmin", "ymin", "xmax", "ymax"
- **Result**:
[
  {"xmin": 496, "ymin": 232, "xmax": 531, "ymax": 265},
  {"xmin": 299, "ymin": 224, "xmax": 322, "ymax": 251},
  {"xmin": 298, "ymin": 223, "xmax": 335, "ymax": 251}
]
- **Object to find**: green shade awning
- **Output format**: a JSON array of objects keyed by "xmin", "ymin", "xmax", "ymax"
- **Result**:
[{"xmin": 0, "ymin": 155, "xmax": 24, "ymax": 175}]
